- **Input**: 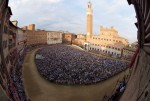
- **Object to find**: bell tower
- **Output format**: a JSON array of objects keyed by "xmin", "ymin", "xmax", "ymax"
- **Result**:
[{"xmin": 86, "ymin": 1, "xmax": 93, "ymax": 42}]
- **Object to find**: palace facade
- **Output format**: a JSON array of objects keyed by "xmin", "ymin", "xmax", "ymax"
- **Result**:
[{"xmin": 86, "ymin": 2, "xmax": 129, "ymax": 57}]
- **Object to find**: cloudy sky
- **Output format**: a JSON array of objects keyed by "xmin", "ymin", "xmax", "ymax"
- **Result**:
[{"xmin": 9, "ymin": 0, "xmax": 137, "ymax": 43}]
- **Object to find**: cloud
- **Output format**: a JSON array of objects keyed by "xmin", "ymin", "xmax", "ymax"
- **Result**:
[
  {"xmin": 47, "ymin": 0, "xmax": 62, "ymax": 3},
  {"xmin": 9, "ymin": 0, "xmax": 137, "ymax": 43}
]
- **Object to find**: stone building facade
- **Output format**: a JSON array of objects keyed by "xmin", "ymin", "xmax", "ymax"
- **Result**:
[
  {"xmin": 8, "ymin": 21, "xmax": 18, "ymax": 73},
  {"xmin": 16, "ymin": 27, "xmax": 27, "ymax": 55},
  {"xmin": 122, "ymin": 47, "xmax": 135, "ymax": 58},
  {"xmin": 0, "ymin": 1, "xmax": 27, "ymax": 100},
  {"xmin": 73, "ymin": 34, "xmax": 86, "ymax": 47},
  {"xmin": 26, "ymin": 30, "xmax": 47, "ymax": 45},
  {"xmin": 47, "ymin": 31, "xmax": 62, "ymax": 45},
  {"xmin": 121, "ymin": 0, "xmax": 150, "ymax": 101},
  {"xmin": 1, "ymin": 5, "xmax": 13, "ymax": 77},
  {"xmin": 0, "ymin": 0, "xmax": 21, "ymax": 100},
  {"xmin": 121, "ymin": 43, "xmax": 138, "ymax": 59},
  {"xmin": 86, "ymin": 2, "xmax": 129, "ymax": 57},
  {"xmin": 62, "ymin": 33, "xmax": 77, "ymax": 44},
  {"xmin": 25, "ymin": 24, "xmax": 63, "ymax": 45}
]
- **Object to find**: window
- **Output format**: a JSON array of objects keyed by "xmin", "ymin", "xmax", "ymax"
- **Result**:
[
  {"xmin": 0, "ymin": 21, "xmax": 1, "ymax": 31},
  {"xmin": 5, "ymin": 55, "xmax": 9, "ymax": 64},
  {"xmin": 4, "ymin": 26, "xmax": 8, "ymax": 33},
  {"xmin": 3, "ymin": 40, "xmax": 7, "ymax": 49}
]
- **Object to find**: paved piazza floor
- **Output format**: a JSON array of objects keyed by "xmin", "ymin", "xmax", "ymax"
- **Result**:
[{"xmin": 22, "ymin": 48, "xmax": 129, "ymax": 101}]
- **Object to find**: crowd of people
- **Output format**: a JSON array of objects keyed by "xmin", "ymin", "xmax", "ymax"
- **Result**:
[
  {"xmin": 12, "ymin": 49, "xmax": 28, "ymax": 100},
  {"xmin": 2, "ymin": 43, "xmax": 129, "ymax": 101},
  {"xmin": 35, "ymin": 44, "xmax": 129, "ymax": 85},
  {"xmin": 9, "ymin": 44, "xmax": 47, "ymax": 101},
  {"xmin": 109, "ymin": 79, "xmax": 126, "ymax": 101},
  {"xmin": 8, "ymin": 47, "xmax": 28, "ymax": 101}
]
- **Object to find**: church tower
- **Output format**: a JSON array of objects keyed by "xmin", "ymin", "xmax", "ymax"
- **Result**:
[{"xmin": 86, "ymin": 1, "xmax": 93, "ymax": 42}]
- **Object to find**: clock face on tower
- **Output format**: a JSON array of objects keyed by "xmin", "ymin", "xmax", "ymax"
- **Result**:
[{"xmin": 87, "ymin": 32, "xmax": 90, "ymax": 35}]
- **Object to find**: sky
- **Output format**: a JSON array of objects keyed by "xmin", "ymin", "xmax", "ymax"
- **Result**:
[{"xmin": 9, "ymin": 0, "xmax": 137, "ymax": 43}]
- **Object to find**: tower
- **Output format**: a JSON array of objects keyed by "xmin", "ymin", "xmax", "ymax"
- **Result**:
[
  {"xmin": 28, "ymin": 24, "xmax": 35, "ymax": 31},
  {"xmin": 86, "ymin": 1, "xmax": 93, "ymax": 42}
]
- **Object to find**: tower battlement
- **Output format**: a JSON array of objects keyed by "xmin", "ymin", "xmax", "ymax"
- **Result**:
[{"xmin": 100, "ymin": 26, "xmax": 118, "ymax": 33}]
